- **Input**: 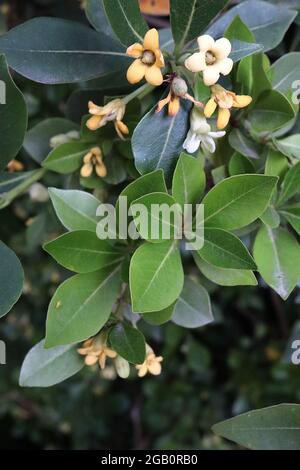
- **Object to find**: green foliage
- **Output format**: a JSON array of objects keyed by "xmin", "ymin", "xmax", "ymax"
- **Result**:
[{"xmin": 0, "ymin": 241, "xmax": 24, "ymax": 318}]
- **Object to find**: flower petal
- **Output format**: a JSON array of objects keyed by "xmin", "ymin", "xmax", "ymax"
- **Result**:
[
  {"xmin": 81, "ymin": 163, "xmax": 93, "ymax": 178},
  {"xmin": 136, "ymin": 363, "xmax": 148, "ymax": 377},
  {"xmin": 197, "ymin": 35, "xmax": 215, "ymax": 52},
  {"xmin": 85, "ymin": 354, "xmax": 98, "ymax": 366},
  {"xmin": 155, "ymin": 49, "xmax": 165, "ymax": 68},
  {"xmin": 201, "ymin": 135, "xmax": 216, "ymax": 153},
  {"xmin": 156, "ymin": 92, "xmax": 171, "ymax": 113},
  {"xmin": 217, "ymin": 108, "xmax": 231, "ymax": 129},
  {"xmin": 213, "ymin": 38, "xmax": 232, "ymax": 59},
  {"xmin": 185, "ymin": 52, "xmax": 206, "ymax": 73},
  {"xmin": 116, "ymin": 120, "xmax": 129, "ymax": 137},
  {"xmin": 208, "ymin": 131, "xmax": 226, "ymax": 139},
  {"xmin": 183, "ymin": 131, "xmax": 201, "ymax": 154},
  {"xmin": 143, "ymin": 28, "xmax": 159, "ymax": 51},
  {"xmin": 148, "ymin": 361, "xmax": 162, "ymax": 376},
  {"xmin": 168, "ymin": 96, "xmax": 180, "ymax": 116},
  {"xmin": 218, "ymin": 58, "xmax": 233, "ymax": 76},
  {"xmin": 86, "ymin": 115, "xmax": 103, "ymax": 130},
  {"xmin": 95, "ymin": 162, "xmax": 107, "ymax": 178},
  {"xmin": 88, "ymin": 101, "xmax": 105, "ymax": 116},
  {"xmin": 203, "ymin": 66, "xmax": 220, "ymax": 86},
  {"xmin": 127, "ymin": 59, "xmax": 147, "ymax": 84},
  {"xmin": 145, "ymin": 64, "xmax": 164, "ymax": 86},
  {"xmin": 233, "ymin": 95, "xmax": 253, "ymax": 108},
  {"xmin": 126, "ymin": 42, "xmax": 143, "ymax": 58},
  {"xmin": 204, "ymin": 98, "xmax": 217, "ymax": 118}
]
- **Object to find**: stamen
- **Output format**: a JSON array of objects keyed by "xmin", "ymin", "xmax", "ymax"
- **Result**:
[
  {"xmin": 205, "ymin": 51, "xmax": 216, "ymax": 65},
  {"xmin": 141, "ymin": 50, "xmax": 156, "ymax": 65}
]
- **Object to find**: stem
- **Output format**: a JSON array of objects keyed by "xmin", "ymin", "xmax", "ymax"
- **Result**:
[
  {"xmin": 123, "ymin": 82, "xmax": 154, "ymax": 105},
  {"xmin": 0, "ymin": 168, "xmax": 46, "ymax": 209}
]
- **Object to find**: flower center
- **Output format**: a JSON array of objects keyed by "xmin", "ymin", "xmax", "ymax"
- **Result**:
[
  {"xmin": 141, "ymin": 50, "xmax": 156, "ymax": 65},
  {"xmin": 205, "ymin": 51, "xmax": 216, "ymax": 65}
]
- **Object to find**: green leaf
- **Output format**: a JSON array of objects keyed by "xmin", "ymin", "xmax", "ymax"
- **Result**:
[
  {"xmin": 253, "ymin": 226, "xmax": 300, "ymax": 299},
  {"xmin": 229, "ymin": 152, "xmax": 255, "ymax": 176},
  {"xmin": 0, "ymin": 241, "xmax": 24, "ymax": 318},
  {"xmin": 269, "ymin": 52, "xmax": 300, "ymax": 95},
  {"xmin": 131, "ymin": 192, "xmax": 181, "ymax": 243},
  {"xmin": 0, "ymin": 18, "xmax": 129, "ymax": 84},
  {"xmin": 251, "ymin": 53, "xmax": 272, "ymax": 101},
  {"xmin": 43, "ymin": 142, "xmax": 91, "ymax": 174},
  {"xmin": 208, "ymin": 0, "xmax": 296, "ymax": 52},
  {"xmin": 132, "ymin": 99, "xmax": 191, "ymax": 184},
  {"xmin": 49, "ymin": 188, "xmax": 99, "ymax": 232},
  {"xmin": 230, "ymin": 40, "xmax": 262, "ymax": 63},
  {"xmin": 212, "ymin": 404, "xmax": 300, "ymax": 450},
  {"xmin": 248, "ymin": 90, "xmax": 295, "ymax": 134},
  {"xmin": 203, "ymin": 174, "xmax": 278, "ymax": 230},
  {"xmin": 265, "ymin": 148, "xmax": 288, "ymax": 180},
  {"xmin": 19, "ymin": 339, "xmax": 84, "ymax": 388},
  {"xmin": 85, "ymin": 0, "xmax": 116, "ymax": 38},
  {"xmin": 45, "ymin": 265, "xmax": 121, "ymax": 347},
  {"xmin": 172, "ymin": 277, "xmax": 213, "ymax": 328},
  {"xmin": 142, "ymin": 303, "xmax": 175, "ymax": 326},
  {"xmin": 278, "ymin": 162, "xmax": 300, "ymax": 206},
  {"xmin": 44, "ymin": 231, "xmax": 124, "ymax": 274},
  {"xmin": 118, "ymin": 170, "xmax": 167, "ymax": 207},
  {"xmin": 194, "ymin": 255, "xmax": 257, "ymax": 286},
  {"xmin": 109, "ymin": 323, "xmax": 146, "ymax": 364},
  {"xmin": 130, "ymin": 240, "xmax": 184, "ymax": 313},
  {"xmin": 280, "ymin": 204, "xmax": 300, "ymax": 235},
  {"xmin": 0, "ymin": 171, "xmax": 40, "ymax": 195},
  {"xmin": 170, "ymin": 0, "xmax": 229, "ymax": 49},
  {"xmin": 225, "ymin": 14, "xmax": 255, "ymax": 42},
  {"xmin": 275, "ymin": 135, "xmax": 300, "ymax": 160},
  {"xmin": 24, "ymin": 118, "xmax": 79, "ymax": 165},
  {"xmin": 260, "ymin": 206, "xmax": 280, "ymax": 229},
  {"xmin": 229, "ymin": 129, "xmax": 261, "ymax": 160},
  {"xmin": 198, "ymin": 228, "xmax": 256, "ymax": 270},
  {"xmin": 0, "ymin": 55, "xmax": 27, "ymax": 170},
  {"xmin": 103, "ymin": 0, "xmax": 148, "ymax": 47},
  {"xmin": 172, "ymin": 153, "xmax": 205, "ymax": 208}
]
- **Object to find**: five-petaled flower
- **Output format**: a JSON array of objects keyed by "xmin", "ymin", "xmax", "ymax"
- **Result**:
[
  {"xmin": 126, "ymin": 28, "xmax": 165, "ymax": 86},
  {"xmin": 185, "ymin": 35, "xmax": 233, "ymax": 86},
  {"xmin": 78, "ymin": 334, "xmax": 117, "ymax": 369},
  {"xmin": 81, "ymin": 147, "xmax": 107, "ymax": 178},
  {"xmin": 204, "ymin": 84, "xmax": 252, "ymax": 129},
  {"xmin": 136, "ymin": 345, "xmax": 163, "ymax": 377},
  {"xmin": 86, "ymin": 99, "xmax": 129, "ymax": 140},
  {"xmin": 183, "ymin": 108, "xmax": 226, "ymax": 154}
]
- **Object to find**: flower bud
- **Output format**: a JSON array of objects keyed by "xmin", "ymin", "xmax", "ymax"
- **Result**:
[
  {"xmin": 28, "ymin": 183, "xmax": 49, "ymax": 203},
  {"xmin": 171, "ymin": 77, "xmax": 188, "ymax": 97},
  {"xmin": 115, "ymin": 356, "xmax": 130, "ymax": 379}
]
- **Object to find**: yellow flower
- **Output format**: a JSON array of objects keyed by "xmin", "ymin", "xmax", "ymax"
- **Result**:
[
  {"xmin": 156, "ymin": 91, "xmax": 181, "ymax": 117},
  {"xmin": 204, "ymin": 84, "xmax": 253, "ymax": 129},
  {"xmin": 185, "ymin": 35, "xmax": 233, "ymax": 86},
  {"xmin": 136, "ymin": 345, "xmax": 163, "ymax": 378},
  {"xmin": 78, "ymin": 333, "xmax": 117, "ymax": 369},
  {"xmin": 86, "ymin": 99, "xmax": 129, "ymax": 140},
  {"xmin": 156, "ymin": 76, "xmax": 204, "ymax": 117},
  {"xmin": 7, "ymin": 159, "xmax": 24, "ymax": 172},
  {"xmin": 126, "ymin": 28, "xmax": 165, "ymax": 86},
  {"xmin": 80, "ymin": 147, "xmax": 107, "ymax": 178}
]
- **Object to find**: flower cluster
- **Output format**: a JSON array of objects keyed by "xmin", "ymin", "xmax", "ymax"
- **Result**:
[{"xmin": 81, "ymin": 146, "xmax": 107, "ymax": 178}]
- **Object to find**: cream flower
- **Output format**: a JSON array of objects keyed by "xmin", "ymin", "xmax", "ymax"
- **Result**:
[
  {"xmin": 136, "ymin": 345, "xmax": 163, "ymax": 378},
  {"xmin": 86, "ymin": 99, "xmax": 129, "ymax": 140},
  {"xmin": 80, "ymin": 146, "xmax": 107, "ymax": 178},
  {"xmin": 204, "ymin": 84, "xmax": 252, "ymax": 129},
  {"xmin": 183, "ymin": 108, "xmax": 226, "ymax": 154},
  {"xmin": 7, "ymin": 159, "xmax": 24, "ymax": 172},
  {"xmin": 185, "ymin": 35, "xmax": 233, "ymax": 86},
  {"xmin": 78, "ymin": 333, "xmax": 117, "ymax": 369},
  {"xmin": 126, "ymin": 28, "xmax": 165, "ymax": 86}
]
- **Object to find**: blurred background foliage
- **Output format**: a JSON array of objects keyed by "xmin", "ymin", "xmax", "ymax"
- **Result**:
[{"xmin": 0, "ymin": 0, "xmax": 300, "ymax": 450}]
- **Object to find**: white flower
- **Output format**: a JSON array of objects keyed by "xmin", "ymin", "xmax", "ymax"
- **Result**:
[
  {"xmin": 183, "ymin": 108, "xmax": 226, "ymax": 154},
  {"xmin": 185, "ymin": 35, "xmax": 233, "ymax": 86}
]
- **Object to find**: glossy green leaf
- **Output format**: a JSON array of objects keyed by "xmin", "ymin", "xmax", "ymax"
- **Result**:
[
  {"xmin": 253, "ymin": 226, "xmax": 300, "ymax": 299},
  {"xmin": 44, "ymin": 231, "xmax": 123, "ymax": 273},
  {"xmin": 213, "ymin": 404, "xmax": 300, "ymax": 450},
  {"xmin": 19, "ymin": 339, "xmax": 84, "ymax": 388},
  {"xmin": 43, "ymin": 142, "xmax": 91, "ymax": 174},
  {"xmin": 208, "ymin": 0, "xmax": 296, "ymax": 52},
  {"xmin": 260, "ymin": 206, "xmax": 280, "ymax": 229},
  {"xmin": 132, "ymin": 100, "xmax": 191, "ymax": 184},
  {"xmin": 118, "ymin": 170, "xmax": 167, "ymax": 207},
  {"xmin": 0, "ymin": 18, "xmax": 129, "ymax": 84},
  {"xmin": 229, "ymin": 152, "xmax": 255, "ymax": 176},
  {"xmin": 280, "ymin": 204, "xmax": 300, "ymax": 235},
  {"xmin": 198, "ymin": 228, "xmax": 256, "ymax": 270},
  {"xmin": 130, "ymin": 240, "xmax": 184, "ymax": 313},
  {"xmin": 278, "ymin": 162, "xmax": 300, "ymax": 206},
  {"xmin": 170, "ymin": 0, "xmax": 229, "ymax": 49},
  {"xmin": 45, "ymin": 265, "xmax": 121, "ymax": 347},
  {"xmin": 172, "ymin": 278, "xmax": 213, "ymax": 329},
  {"xmin": 109, "ymin": 323, "xmax": 146, "ymax": 364},
  {"xmin": 194, "ymin": 255, "xmax": 257, "ymax": 286},
  {"xmin": 142, "ymin": 303, "xmax": 175, "ymax": 326},
  {"xmin": 269, "ymin": 52, "xmax": 300, "ymax": 95},
  {"xmin": 0, "ymin": 55, "xmax": 27, "ymax": 170},
  {"xmin": 203, "ymin": 174, "xmax": 278, "ymax": 230},
  {"xmin": 49, "ymin": 188, "xmax": 99, "ymax": 232},
  {"xmin": 229, "ymin": 129, "xmax": 261, "ymax": 160},
  {"xmin": 103, "ymin": 0, "xmax": 148, "ymax": 46},
  {"xmin": 0, "ymin": 241, "xmax": 24, "ymax": 318},
  {"xmin": 172, "ymin": 153, "xmax": 205, "ymax": 208},
  {"xmin": 265, "ymin": 148, "xmax": 288, "ymax": 180},
  {"xmin": 275, "ymin": 135, "xmax": 300, "ymax": 160},
  {"xmin": 85, "ymin": 0, "xmax": 116, "ymax": 38}
]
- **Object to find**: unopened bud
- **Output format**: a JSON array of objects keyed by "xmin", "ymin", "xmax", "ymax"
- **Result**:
[
  {"xmin": 28, "ymin": 183, "xmax": 49, "ymax": 203},
  {"xmin": 115, "ymin": 356, "xmax": 130, "ymax": 379},
  {"xmin": 171, "ymin": 77, "xmax": 188, "ymax": 97}
]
